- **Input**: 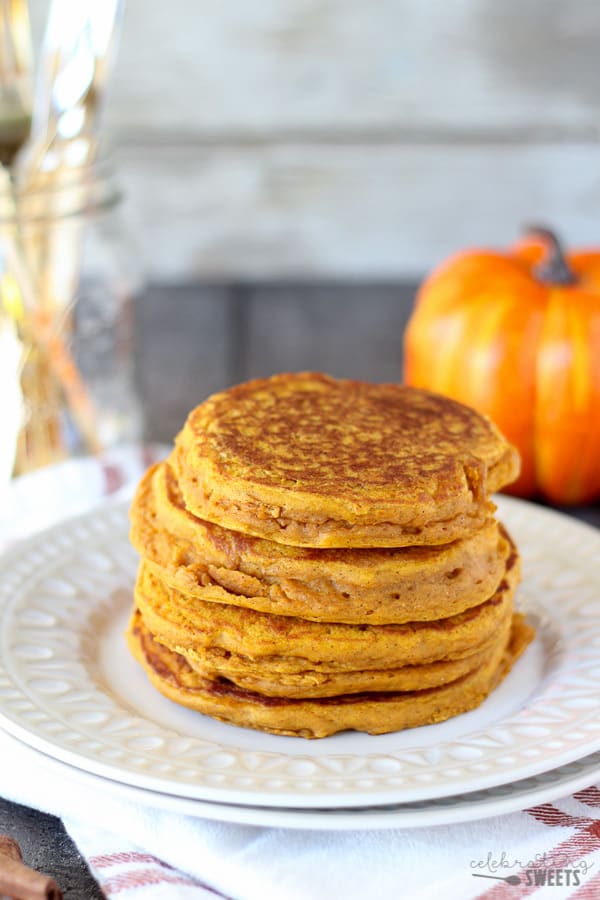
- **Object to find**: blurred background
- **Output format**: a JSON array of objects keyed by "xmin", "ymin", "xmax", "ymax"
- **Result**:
[{"xmin": 7, "ymin": 0, "xmax": 600, "ymax": 445}]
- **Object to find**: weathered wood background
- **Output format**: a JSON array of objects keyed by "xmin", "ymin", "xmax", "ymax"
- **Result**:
[
  {"xmin": 135, "ymin": 284, "xmax": 415, "ymax": 439},
  {"xmin": 29, "ymin": 0, "xmax": 600, "ymax": 279}
]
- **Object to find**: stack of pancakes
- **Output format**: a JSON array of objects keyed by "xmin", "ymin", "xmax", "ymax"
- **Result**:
[{"xmin": 128, "ymin": 373, "xmax": 534, "ymax": 738}]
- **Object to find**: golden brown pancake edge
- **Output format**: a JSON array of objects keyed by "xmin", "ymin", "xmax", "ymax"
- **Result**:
[
  {"xmin": 172, "ymin": 373, "xmax": 519, "ymax": 548},
  {"xmin": 129, "ymin": 461, "xmax": 512, "ymax": 624},
  {"xmin": 127, "ymin": 610, "xmax": 534, "ymax": 738}
]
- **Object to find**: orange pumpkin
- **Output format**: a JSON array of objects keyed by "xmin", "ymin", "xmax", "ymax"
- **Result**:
[{"xmin": 404, "ymin": 228, "xmax": 600, "ymax": 504}]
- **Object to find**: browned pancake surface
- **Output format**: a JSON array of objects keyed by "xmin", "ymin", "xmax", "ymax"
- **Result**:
[
  {"xmin": 133, "ymin": 545, "xmax": 519, "ymax": 671},
  {"xmin": 172, "ymin": 373, "xmax": 519, "ymax": 547},
  {"xmin": 170, "ymin": 627, "xmax": 510, "ymax": 698},
  {"xmin": 130, "ymin": 462, "xmax": 511, "ymax": 624},
  {"xmin": 127, "ymin": 610, "xmax": 534, "ymax": 737}
]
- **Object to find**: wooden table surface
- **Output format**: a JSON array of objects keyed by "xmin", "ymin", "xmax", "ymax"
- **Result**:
[{"xmin": 1, "ymin": 283, "xmax": 598, "ymax": 897}]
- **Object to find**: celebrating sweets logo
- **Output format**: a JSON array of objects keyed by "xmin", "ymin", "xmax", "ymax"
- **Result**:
[{"xmin": 470, "ymin": 852, "xmax": 593, "ymax": 888}]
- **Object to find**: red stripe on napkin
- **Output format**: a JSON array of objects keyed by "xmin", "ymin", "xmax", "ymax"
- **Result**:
[
  {"xmin": 569, "ymin": 869, "xmax": 600, "ymax": 899},
  {"xmin": 91, "ymin": 852, "xmax": 174, "ymax": 870},
  {"xmin": 526, "ymin": 804, "xmax": 592, "ymax": 829},
  {"xmin": 89, "ymin": 852, "xmax": 234, "ymax": 899},
  {"xmin": 474, "ymin": 803, "xmax": 600, "ymax": 899},
  {"xmin": 103, "ymin": 867, "xmax": 205, "ymax": 894},
  {"xmin": 574, "ymin": 787, "xmax": 600, "ymax": 808},
  {"xmin": 102, "ymin": 462, "xmax": 125, "ymax": 495}
]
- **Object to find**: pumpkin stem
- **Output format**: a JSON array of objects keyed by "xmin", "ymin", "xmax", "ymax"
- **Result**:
[{"xmin": 526, "ymin": 226, "xmax": 577, "ymax": 285}]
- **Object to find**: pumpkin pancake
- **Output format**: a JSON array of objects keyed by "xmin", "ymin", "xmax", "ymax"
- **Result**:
[
  {"xmin": 163, "ymin": 624, "xmax": 510, "ymax": 698},
  {"xmin": 130, "ymin": 461, "xmax": 511, "ymax": 625},
  {"xmin": 171, "ymin": 373, "xmax": 519, "ymax": 548},
  {"xmin": 133, "ymin": 546, "xmax": 519, "ymax": 672},
  {"xmin": 127, "ymin": 610, "xmax": 534, "ymax": 738}
]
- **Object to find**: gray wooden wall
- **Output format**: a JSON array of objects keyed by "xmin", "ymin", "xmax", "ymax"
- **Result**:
[
  {"xmin": 28, "ymin": 0, "xmax": 600, "ymax": 281},
  {"xmin": 136, "ymin": 284, "xmax": 415, "ymax": 440}
]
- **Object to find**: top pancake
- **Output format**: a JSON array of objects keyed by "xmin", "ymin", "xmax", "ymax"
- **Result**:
[{"xmin": 172, "ymin": 373, "xmax": 519, "ymax": 548}]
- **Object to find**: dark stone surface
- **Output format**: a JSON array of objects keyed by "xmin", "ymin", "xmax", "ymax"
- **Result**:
[
  {"xmin": 0, "ymin": 798, "xmax": 104, "ymax": 899},
  {"xmin": 552, "ymin": 503, "xmax": 600, "ymax": 529}
]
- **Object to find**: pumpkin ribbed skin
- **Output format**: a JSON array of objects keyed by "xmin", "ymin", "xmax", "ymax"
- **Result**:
[{"xmin": 404, "ymin": 238, "xmax": 600, "ymax": 504}]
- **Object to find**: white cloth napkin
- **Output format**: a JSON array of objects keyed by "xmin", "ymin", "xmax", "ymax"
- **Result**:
[
  {"xmin": 1, "ymin": 723, "xmax": 599, "ymax": 900},
  {"xmin": 1, "ymin": 449, "xmax": 599, "ymax": 900}
]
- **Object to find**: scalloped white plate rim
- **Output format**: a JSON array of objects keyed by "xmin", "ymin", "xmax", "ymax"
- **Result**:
[
  {"xmin": 16, "ymin": 735, "xmax": 600, "ymax": 830},
  {"xmin": 0, "ymin": 495, "xmax": 599, "ymax": 809}
]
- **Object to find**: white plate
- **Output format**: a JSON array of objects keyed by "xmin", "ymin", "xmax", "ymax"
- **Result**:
[
  {"xmin": 24, "ymin": 738, "xmax": 600, "ymax": 831},
  {"xmin": 0, "ymin": 497, "xmax": 599, "ymax": 809}
]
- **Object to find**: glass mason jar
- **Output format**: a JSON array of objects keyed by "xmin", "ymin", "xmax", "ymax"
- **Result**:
[{"xmin": 0, "ymin": 160, "xmax": 144, "ymax": 479}]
